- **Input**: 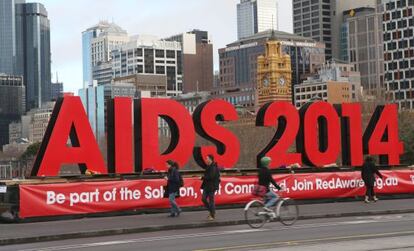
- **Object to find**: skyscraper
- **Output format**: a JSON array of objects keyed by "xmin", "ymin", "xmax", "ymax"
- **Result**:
[
  {"xmin": 342, "ymin": 7, "xmax": 384, "ymax": 97},
  {"xmin": 111, "ymin": 35, "xmax": 183, "ymax": 96},
  {"xmin": 50, "ymin": 81, "xmax": 63, "ymax": 100},
  {"xmin": 292, "ymin": 0, "xmax": 377, "ymax": 60},
  {"xmin": 0, "ymin": 74, "xmax": 25, "ymax": 147},
  {"xmin": 0, "ymin": 0, "xmax": 52, "ymax": 110},
  {"xmin": 0, "ymin": 0, "xmax": 22, "ymax": 74},
  {"xmin": 165, "ymin": 30, "xmax": 214, "ymax": 93},
  {"xmin": 383, "ymin": 0, "xmax": 414, "ymax": 109},
  {"xmin": 19, "ymin": 3, "xmax": 52, "ymax": 110},
  {"xmin": 237, "ymin": 0, "xmax": 278, "ymax": 40},
  {"xmin": 82, "ymin": 21, "xmax": 129, "ymax": 88}
]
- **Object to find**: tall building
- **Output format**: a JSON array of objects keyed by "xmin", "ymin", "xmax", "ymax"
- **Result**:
[
  {"xmin": 20, "ymin": 3, "xmax": 52, "ymax": 110},
  {"xmin": 383, "ymin": 0, "xmax": 414, "ymax": 109},
  {"xmin": 78, "ymin": 83, "xmax": 138, "ymax": 143},
  {"xmin": 50, "ymin": 81, "xmax": 63, "ymax": 100},
  {"xmin": 165, "ymin": 30, "xmax": 213, "ymax": 93},
  {"xmin": 9, "ymin": 121, "xmax": 22, "ymax": 143},
  {"xmin": 0, "ymin": 0, "xmax": 14, "ymax": 74},
  {"xmin": 82, "ymin": 21, "xmax": 129, "ymax": 87},
  {"xmin": 112, "ymin": 35, "xmax": 183, "ymax": 96},
  {"xmin": 257, "ymin": 39, "xmax": 292, "ymax": 106},
  {"xmin": 0, "ymin": 0, "xmax": 24, "ymax": 75},
  {"xmin": 292, "ymin": 0, "xmax": 377, "ymax": 60},
  {"xmin": 8, "ymin": 101, "xmax": 54, "ymax": 144},
  {"xmin": 0, "ymin": 74, "xmax": 25, "ymax": 147},
  {"xmin": 92, "ymin": 61, "xmax": 112, "ymax": 86},
  {"xmin": 237, "ymin": 0, "xmax": 278, "ymax": 39},
  {"xmin": 0, "ymin": 0, "xmax": 52, "ymax": 110},
  {"xmin": 213, "ymin": 30, "xmax": 325, "ymax": 111},
  {"xmin": 29, "ymin": 102, "xmax": 54, "ymax": 143},
  {"xmin": 294, "ymin": 60, "xmax": 362, "ymax": 107},
  {"xmin": 341, "ymin": 7, "xmax": 384, "ymax": 97}
]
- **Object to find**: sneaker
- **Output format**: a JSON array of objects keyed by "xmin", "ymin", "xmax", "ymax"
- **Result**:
[
  {"xmin": 167, "ymin": 213, "xmax": 176, "ymax": 218},
  {"xmin": 373, "ymin": 196, "xmax": 378, "ymax": 202},
  {"xmin": 176, "ymin": 209, "xmax": 182, "ymax": 217},
  {"xmin": 263, "ymin": 207, "xmax": 273, "ymax": 212},
  {"xmin": 207, "ymin": 215, "xmax": 215, "ymax": 221},
  {"xmin": 364, "ymin": 197, "xmax": 370, "ymax": 203}
]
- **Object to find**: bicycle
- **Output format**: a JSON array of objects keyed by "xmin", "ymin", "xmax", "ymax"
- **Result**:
[{"xmin": 244, "ymin": 192, "xmax": 299, "ymax": 228}]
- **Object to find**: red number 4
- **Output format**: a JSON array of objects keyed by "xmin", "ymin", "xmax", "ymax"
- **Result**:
[{"xmin": 363, "ymin": 104, "xmax": 404, "ymax": 165}]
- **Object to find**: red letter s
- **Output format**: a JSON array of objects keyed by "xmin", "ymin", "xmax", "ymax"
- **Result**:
[{"xmin": 193, "ymin": 100, "xmax": 240, "ymax": 168}]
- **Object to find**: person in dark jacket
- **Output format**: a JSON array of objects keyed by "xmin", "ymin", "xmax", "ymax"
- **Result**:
[
  {"xmin": 201, "ymin": 155, "xmax": 220, "ymax": 220},
  {"xmin": 361, "ymin": 156, "xmax": 383, "ymax": 203},
  {"xmin": 258, "ymin": 156, "xmax": 282, "ymax": 211},
  {"xmin": 165, "ymin": 160, "xmax": 181, "ymax": 217}
]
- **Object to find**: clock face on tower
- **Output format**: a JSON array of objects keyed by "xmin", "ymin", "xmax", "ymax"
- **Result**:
[{"xmin": 279, "ymin": 77, "xmax": 286, "ymax": 86}]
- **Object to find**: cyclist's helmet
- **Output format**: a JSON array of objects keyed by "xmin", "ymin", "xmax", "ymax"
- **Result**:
[{"xmin": 260, "ymin": 156, "xmax": 271, "ymax": 168}]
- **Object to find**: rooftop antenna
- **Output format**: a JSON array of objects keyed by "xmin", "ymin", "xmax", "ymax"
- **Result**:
[
  {"xmin": 56, "ymin": 71, "xmax": 59, "ymax": 83},
  {"xmin": 270, "ymin": 15, "xmax": 276, "ymax": 40},
  {"xmin": 276, "ymin": 0, "xmax": 279, "ymax": 30},
  {"xmin": 272, "ymin": 14, "xmax": 274, "ymax": 31}
]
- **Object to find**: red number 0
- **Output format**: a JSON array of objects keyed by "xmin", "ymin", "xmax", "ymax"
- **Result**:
[{"xmin": 297, "ymin": 102, "xmax": 341, "ymax": 167}]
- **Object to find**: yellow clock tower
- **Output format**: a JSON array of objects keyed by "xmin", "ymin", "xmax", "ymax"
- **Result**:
[{"xmin": 257, "ymin": 35, "xmax": 292, "ymax": 107}]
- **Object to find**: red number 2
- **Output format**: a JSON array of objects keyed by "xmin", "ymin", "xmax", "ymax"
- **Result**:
[{"xmin": 256, "ymin": 102, "xmax": 301, "ymax": 168}]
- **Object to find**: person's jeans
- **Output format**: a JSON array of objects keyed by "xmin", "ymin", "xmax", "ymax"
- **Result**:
[
  {"xmin": 264, "ymin": 190, "xmax": 278, "ymax": 208},
  {"xmin": 365, "ymin": 184, "xmax": 375, "ymax": 198},
  {"xmin": 169, "ymin": 192, "xmax": 180, "ymax": 215},
  {"xmin": 202, "ymin": 190, "xmax": 215, "ymax": 217}
]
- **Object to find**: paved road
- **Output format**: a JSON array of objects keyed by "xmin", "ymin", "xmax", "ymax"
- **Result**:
[
  {"xmin": 3, "ymin": 213, "xmax": 414, "ymax": 251},
  {"xmin": 1, "ymin": 198, "xmax": 414, "ymax": 245}
]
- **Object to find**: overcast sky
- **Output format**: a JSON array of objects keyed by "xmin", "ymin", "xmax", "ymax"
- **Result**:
[{"xmin": 27, "ymin": 0, "xmax": 293, "ymax": 93}]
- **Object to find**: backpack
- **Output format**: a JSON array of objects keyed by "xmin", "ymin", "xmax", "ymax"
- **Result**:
[{"xmin": 178, "ymin": 171, "xmax": 184, "ymax": 187}]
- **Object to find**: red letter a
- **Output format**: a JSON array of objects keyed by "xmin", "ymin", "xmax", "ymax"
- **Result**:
[{"xmin": 31, "ymin": 97, "xmax": 107, "ymax": 176}]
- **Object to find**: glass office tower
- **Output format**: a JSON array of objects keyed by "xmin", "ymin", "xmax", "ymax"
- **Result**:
[
  {"xmin": 237, "ymin": 0, "xmax": 278, "ymax": 40},
  {"xmin": 21, "ymin": 3, "xmax": 51, "ymax": 110},
  {"xmin": 0, "ymin": 0, "xmax": 51, "ymax": 110}
]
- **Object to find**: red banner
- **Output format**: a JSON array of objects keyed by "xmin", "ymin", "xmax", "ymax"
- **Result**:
[{"xmin": 19, "ymin": 170, "xmax": 414, "ymax": 218}]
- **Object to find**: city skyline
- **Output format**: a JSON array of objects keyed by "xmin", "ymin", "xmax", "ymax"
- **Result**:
[{"xmin": 25, "ymin": 0, "xmax": 293, "ymax": 93}]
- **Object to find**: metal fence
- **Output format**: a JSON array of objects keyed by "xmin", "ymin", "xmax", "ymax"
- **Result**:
[
  {"xmin": 0, "ymin": 161, "xmax": 30, "ymax": 180},
  {"xmin": 0, "ymin": 163, "xmax": 12, "ymax": 179}
]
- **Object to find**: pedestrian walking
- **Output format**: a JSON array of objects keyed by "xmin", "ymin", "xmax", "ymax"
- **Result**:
[
  {"xmin": 361, "ymin": 156, "xmax": 383, "ymax": 203},
  {"xmin": 165, "ymin": 160, "xmax": 182, "ymax": 217},
  {"xmin": 201, "ymin": 155, "xmax": 220, "ymax": 220}
]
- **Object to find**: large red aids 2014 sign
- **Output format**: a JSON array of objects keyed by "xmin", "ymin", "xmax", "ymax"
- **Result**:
[{"xmin": 31, "ymin": 96, "xmax": 404, "ymax": 177}]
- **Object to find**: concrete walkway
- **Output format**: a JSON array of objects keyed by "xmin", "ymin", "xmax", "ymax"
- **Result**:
[{"xmin": 0, "ymin": 198, "xmax": 413, "ymax": 245}]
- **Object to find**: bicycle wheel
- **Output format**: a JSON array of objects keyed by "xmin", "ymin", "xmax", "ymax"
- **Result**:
[
  {"xmin": 244, "ymin": 200, "xmax": 267, "ymax": 229},
  {"xmin": 277, "ymin": 198, "xmax": 299, "ymax": 226}
]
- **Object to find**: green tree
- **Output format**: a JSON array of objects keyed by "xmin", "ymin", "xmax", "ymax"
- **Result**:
[{"xmin": 20, "ymin": 142, "xmax": 41, "ymax": 160}]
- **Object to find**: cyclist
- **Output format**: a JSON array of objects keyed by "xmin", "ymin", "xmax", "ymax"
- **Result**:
[{"xmin": 258, "ymin": 156, "xmax": 282, "ymax": 211}]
